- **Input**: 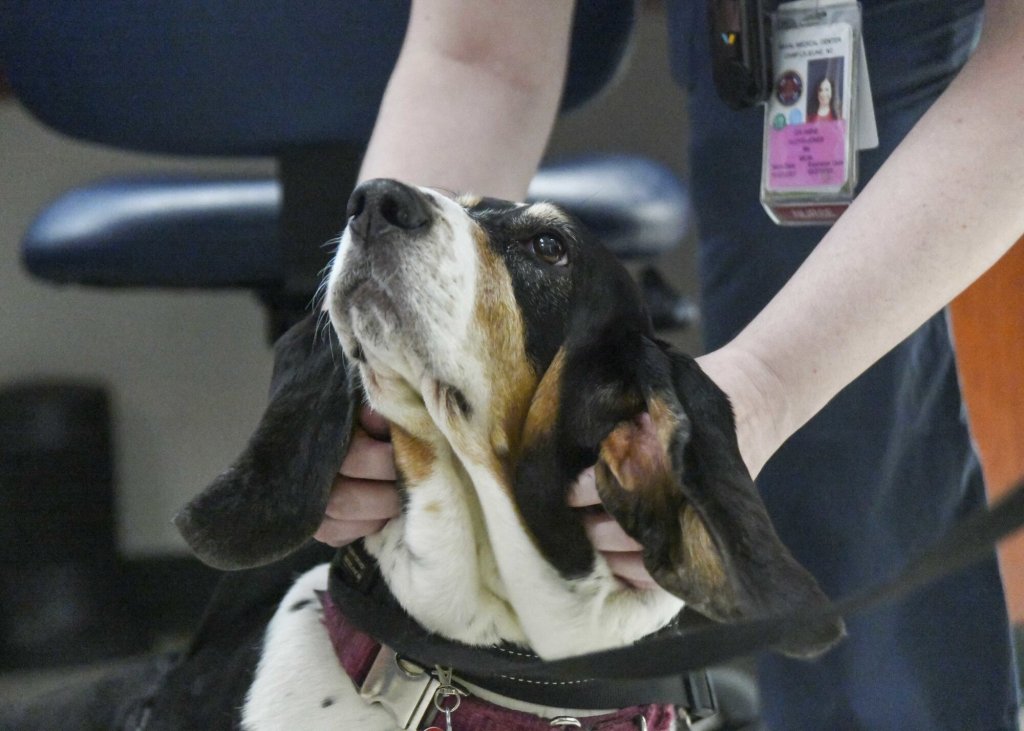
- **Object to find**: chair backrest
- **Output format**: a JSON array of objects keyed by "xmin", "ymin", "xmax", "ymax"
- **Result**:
[{"xmin": 3, "ymin": 0, "xmax": 635, "ymax": 156}]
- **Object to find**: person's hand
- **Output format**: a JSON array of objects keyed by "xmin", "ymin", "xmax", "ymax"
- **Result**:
[
  {"xmin": 313, "ymin": 406, "xmax": 657, "ymax": 590},
  {"xmin": 314, "ymin": 405, "xmax": 402, "ymax": 547},
  {"xmin": 567, "ymin": 467, "xmax": 658, "ymax": 589}
]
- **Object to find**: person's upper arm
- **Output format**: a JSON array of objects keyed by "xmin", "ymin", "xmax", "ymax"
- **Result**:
[
  {"xmin": 359, "ymin": 0, "xmax": 577, "ymax": 199},
  {"xmin": 400, "ymin": 0, "xmax": 577, "ymax": 93}
]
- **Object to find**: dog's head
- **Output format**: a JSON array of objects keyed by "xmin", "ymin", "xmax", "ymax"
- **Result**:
[{"xmin": 177, "ymin": 179, "xmax": 843, "ymax": 658}]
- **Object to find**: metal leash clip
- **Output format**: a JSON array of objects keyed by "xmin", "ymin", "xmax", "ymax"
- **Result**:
[
  {"xmin": 429, "ymin": 666, "xmax": 467, "ymax": 731},
  {"xmin": 358, "ymin": 646, "xmax": 441, "ymax": 730}
]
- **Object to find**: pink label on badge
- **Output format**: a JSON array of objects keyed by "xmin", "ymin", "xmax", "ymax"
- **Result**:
[{"xmin": 768, "ymin": 120, "xmax": 847, "ymax": 190}]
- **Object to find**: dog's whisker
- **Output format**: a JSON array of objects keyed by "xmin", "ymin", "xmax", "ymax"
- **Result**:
[
  {"xmin": 311, "ymin": 309, "xmax": 340, "ymax": 363},
  {"xmin": 309, "ymin": 281, "xmax": 329, "ymax": 314},
  {"xmin": 307, "ymin": 253, "xmax": 338, "ymax": 314},
  {"xmin": 321, "ymin": 233, "xmax": 344, "ymax": 251}
]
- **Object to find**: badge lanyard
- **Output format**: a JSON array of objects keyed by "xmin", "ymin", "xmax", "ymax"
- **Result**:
[{"xmin": 709, "ymin": 0, "xmax": 879, "ymax": 225}]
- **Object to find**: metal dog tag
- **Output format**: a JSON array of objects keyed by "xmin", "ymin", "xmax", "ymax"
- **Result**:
[{"xmin": 359, "ymin": 646, "xmax": 441, "ymax": 730}]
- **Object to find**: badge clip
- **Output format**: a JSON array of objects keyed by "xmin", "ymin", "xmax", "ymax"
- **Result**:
[
  {"xmin": 708, "ymin": 0, "xmax": 777, "ymax": 109},
  {"xmin": 759, "ymin": 0, "xmax": 877, "ymax": 225}
]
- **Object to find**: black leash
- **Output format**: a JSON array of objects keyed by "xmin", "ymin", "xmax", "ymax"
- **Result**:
[{"xmin": 330, "ymin": 477, "xmax": 1024, "ymax": 693}]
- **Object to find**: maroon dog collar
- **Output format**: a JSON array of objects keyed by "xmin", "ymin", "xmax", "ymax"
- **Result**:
[{"xmin": 319, "ymin": 590, "xmax": 679, "ymax": 730}]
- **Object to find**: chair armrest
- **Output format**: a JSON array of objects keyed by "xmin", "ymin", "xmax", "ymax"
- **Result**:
[
  {"xmin": 23, "ymin": 177, "xmax": 282, "ymax": 288},
  {"xmin": 22, "ymin": 156, "xmax": 692, "ymax": 290}
]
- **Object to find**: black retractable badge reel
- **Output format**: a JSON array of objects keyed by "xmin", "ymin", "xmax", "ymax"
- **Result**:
[{"xmin": 708, "ymin": 0, "xmax": 776, "ymax": 110}]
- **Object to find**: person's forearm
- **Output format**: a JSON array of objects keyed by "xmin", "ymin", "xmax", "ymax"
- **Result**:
[
  {"xmin": 701, "ymin": 3, "xmax": 1024, "ymax": 476},
  {"xmin": 359, "ymin": 0, "xmax": 576, "ymax": 200}
]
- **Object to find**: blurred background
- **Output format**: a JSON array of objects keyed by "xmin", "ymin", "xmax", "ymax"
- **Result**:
[{"xmin": 0, "ymin": 0, "xmax": 1021, "ymax": 723}]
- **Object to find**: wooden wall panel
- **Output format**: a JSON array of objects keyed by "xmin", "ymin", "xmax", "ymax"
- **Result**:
[{"xmin": 950, "ymin": 240, "xmax": 1024, "ymax": 624}]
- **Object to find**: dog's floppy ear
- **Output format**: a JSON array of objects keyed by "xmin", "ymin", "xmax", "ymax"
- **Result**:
[
  {"xmin": 173, "ymin": 315, "xmax": 357, "ymax": 570},
  {"xmin": 517, "ymin": 326, "xmax": 844, "ymax": 658},
  {"xmin": 592, "ymin": 336, "xmax": 844, "ymax": 658}
]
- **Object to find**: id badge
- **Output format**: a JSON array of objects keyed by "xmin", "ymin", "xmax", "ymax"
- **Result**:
[{"xmin": 760, "ymin": 0, "xmax": 876, "ymax": 225}]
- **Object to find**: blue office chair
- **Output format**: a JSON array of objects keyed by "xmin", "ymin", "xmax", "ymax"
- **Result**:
[{"xmin": 4, "ymin": 0, "xmax": 694, "ymax": 339}]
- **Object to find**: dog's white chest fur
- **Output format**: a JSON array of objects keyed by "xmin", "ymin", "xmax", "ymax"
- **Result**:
[{"xmin": 242, "ymin": 563, "xmax": 394, "ymax": 731}]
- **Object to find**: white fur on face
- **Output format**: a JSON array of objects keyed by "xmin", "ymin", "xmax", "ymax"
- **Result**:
[
  {"xmin": 365, "ymin": 437, "xmax": 527, "ymax": 647},
  {"xmin": 327, "ymin": 189, "xmax": 487, "ymax": 434}
]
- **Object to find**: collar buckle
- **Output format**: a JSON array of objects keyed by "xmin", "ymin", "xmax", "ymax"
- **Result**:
[{"xmin": 359, "ymin": 645, "xmax": 441, "ymax": 730}]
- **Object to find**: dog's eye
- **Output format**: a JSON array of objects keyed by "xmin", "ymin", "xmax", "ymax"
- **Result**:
[{"xmin": 529, "ymin": 234, "xmax": 568, "ymax": 266}]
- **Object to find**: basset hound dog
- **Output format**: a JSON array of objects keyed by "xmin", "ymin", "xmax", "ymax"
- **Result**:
[{"xmin": 5, "ymin": 180, "xmax": 843, "ymax": 731}]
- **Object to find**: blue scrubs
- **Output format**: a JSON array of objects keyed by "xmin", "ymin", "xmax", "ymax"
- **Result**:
[{"xmin": 666, "ymin": 1, "xmax": 1020, "ymax": 728}]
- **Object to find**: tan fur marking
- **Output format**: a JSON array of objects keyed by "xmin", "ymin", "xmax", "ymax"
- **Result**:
[
  {"xmin": 457, "ymin": 193, "xmax": 483, "ymax": 208},
  {"xmin": 424, "ymin": 500, "xmax": 442, "ymax": 515},
  {"xmin": 472, "ymin": 227, "xmax": 539, "ymax": 473},
  {"xmin": 525, "ymin": 202, "xmax": 572, "ymax": 229},
  {"xmin": 391, "ymin": 424, "xmax": 436, "ymax": 486},
  {"xmin": 599, "ymin": 409, "xmax": 673, "ymax": 493},
  {"xmin": 520, "ymin": 348, "xmax": 566, "ymax": 457},
  {"xmin": 680, "ymin": 505, "xmax": 728, "ymax": 591},
  {"xmin": 647, "ymin": 396, "xmax": 681, "ymax": 450}
]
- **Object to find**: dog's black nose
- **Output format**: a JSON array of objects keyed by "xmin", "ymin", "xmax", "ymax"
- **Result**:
[{"xmin": 347, "ymin": 179, "xmax": 431, "ymax": 239}]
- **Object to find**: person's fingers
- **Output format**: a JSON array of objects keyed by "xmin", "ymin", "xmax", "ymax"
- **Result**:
[
  {"xmin": 566, "ymin": 466, "xmax": 599, "ymax": 507},
  {"xmin": 570, "ymin": 482, "xmax": 657, "ymax": 588},
  {"xmin": 324, "ymin": 438, "xmax": 658, "ymax": 586},
  {"xmin": 313, "ymin": 516, "xmax": 389, "ymax": 547},
  {"xmin": 324, "ymin": 477, "xmax": 402, "ymax": 521},
  {"xmin": 340, "ymin": 429, "xmax": 396, "ymax": 480},
  {"xmin": 601, "ymin": 551, "xmax": 658, "ymax": 589},
  {"xmin": 314, "ymin": 406, "xmax": 397, "ymax": 548},
  {"xmin": 581, "ymin": 512, "xmax": 643, "ymax": 552}
]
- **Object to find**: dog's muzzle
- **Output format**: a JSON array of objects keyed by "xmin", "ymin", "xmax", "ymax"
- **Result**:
[{"xmin": 330, "ymin": 178, "xmax": 441, "ymax": 361}]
